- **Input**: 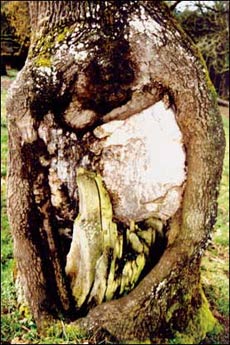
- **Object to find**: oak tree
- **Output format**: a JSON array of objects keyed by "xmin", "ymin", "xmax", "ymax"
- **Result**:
[{"xmin": 6, "ymin": 1, "xmax": 225, "ymax": 343}]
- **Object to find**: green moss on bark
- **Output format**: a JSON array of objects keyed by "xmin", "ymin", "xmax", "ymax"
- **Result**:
[
  {"xmin": 168, "ymin": 288, "xmax": 220, "ymax": 344},
  {"xmin": 34, "ymin": 56, "xmax": 52, "ymax": 68}
]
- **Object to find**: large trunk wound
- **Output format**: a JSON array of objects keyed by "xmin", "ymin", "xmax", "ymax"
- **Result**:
[{"xmin": 65, "ymin": 100, "xmax": 187, "ymax": 310}]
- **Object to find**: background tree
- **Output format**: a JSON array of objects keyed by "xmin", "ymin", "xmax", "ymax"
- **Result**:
[
  {"xmin": 1, "ymin": 1, "xmax": 30, "ymax": 74},
  {"xmin": 6, "ymin": 1, "xmax": 225, "ymax": 343},
  {"xmin": 169, "ymin": 0, "xmax": 229, "ymax": 100}
]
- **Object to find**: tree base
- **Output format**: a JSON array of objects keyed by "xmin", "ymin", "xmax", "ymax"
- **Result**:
[{"xmin": 38, "ymin": 287, "xmax": 219, "ymax": 344}]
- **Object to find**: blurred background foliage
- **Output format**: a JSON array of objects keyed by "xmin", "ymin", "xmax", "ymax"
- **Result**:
[
  {"xmin": 169, "ymin": 0, "xmax": 229, "ymax": 100},
  {"xmin": 1, "ymin": 0, "xmax": 30, "ymax": 74},
  {"xmin": 0, "ymin": 0, "xmax": 229, "ymax": 99}
]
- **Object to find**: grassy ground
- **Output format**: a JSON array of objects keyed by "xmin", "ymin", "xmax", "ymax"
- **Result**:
[
  {"xmin": 200, "ymin": 114, "xmax": 229, "ymax": 345},
  {"xmin": 1, "ymin": 72, "xmax": 229, "ymax": 344}
]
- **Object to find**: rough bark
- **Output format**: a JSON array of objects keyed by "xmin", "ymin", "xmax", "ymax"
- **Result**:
[{"xmin": 6, "ymin": 1, "xmax": 225, "ymax": 342}]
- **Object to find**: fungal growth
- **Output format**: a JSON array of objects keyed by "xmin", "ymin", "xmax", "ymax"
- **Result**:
[{"xmin": 65, "ymin": 100, "xmax": 186, "ymax": 310}]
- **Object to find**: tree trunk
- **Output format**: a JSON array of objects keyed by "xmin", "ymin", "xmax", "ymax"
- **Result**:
[{"xmin": 6, "ymin": 1, "xmax": 225, "ymax": 343}]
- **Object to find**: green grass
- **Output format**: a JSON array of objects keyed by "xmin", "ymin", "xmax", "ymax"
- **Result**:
[
  {"xmin": 1, "ymin": 74, "xmax": 23, "ymax": 344},
  {"xmin": 6, "ymin": 68, "xmax": 19, "ymax": 78},
  {"xmin": 199, "ymin": 115, "xmax": 229, "ymax": 344},
  {"xmin": 1, "ymin": 86, "xmax": 8, "ymax": 177},
  {"xmin": 1, "ymin": 72, "xmax": 229, "ymax": 344},
  {"xmin": 214, "ymin": 116, "xmax": 229, "ymax": 245}
]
